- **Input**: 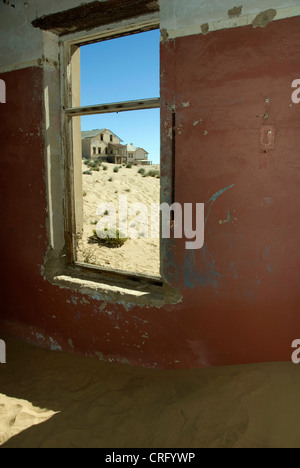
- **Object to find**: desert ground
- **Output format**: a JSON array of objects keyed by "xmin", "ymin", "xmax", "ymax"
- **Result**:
[
  {"xmin": 1, "ymin": 334, "xmax": 300, "ymax": 448},
  {"xmin": 76, "ymin": 163, "xmax": 161, "ymax": 277}
]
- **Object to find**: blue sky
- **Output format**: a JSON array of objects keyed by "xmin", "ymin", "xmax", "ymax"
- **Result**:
[{"xmin": 80, "ymin": 30, "xmax": 160, "ymax": 163}]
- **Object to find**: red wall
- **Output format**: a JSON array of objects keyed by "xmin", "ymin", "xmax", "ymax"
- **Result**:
[{"xmin": 0, "ymin": 17, "xmax": 300, "ymax": 368}]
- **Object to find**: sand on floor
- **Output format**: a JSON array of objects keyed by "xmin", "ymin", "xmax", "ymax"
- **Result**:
[
  {"xmin": 1, "ymin": 334, "xmax": 300, "ymax": 448},
  {"xmin": 76, "ymin": 163, "xmax": 161, "ymax": 277}
]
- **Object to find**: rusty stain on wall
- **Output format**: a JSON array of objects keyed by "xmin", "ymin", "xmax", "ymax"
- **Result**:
[{"xmin": 252, "ymin": 9, "xmax": 277, "ymax": 28}]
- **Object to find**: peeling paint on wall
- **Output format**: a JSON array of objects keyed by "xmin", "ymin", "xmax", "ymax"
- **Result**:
[
  {"xmin": 219, "ymin": 210, "xmax": 231, "ymax": 225},
  {"xmin": 160, "ymin": 1, "xmax": 300, "ymax": 40},
  {"xmin": 205, "ymin": 185, "xmax": 235, "ymax": 227},
  {"xmin": 183, "ymin": 249, "xmax": 221, "ymax": 290},
  {"xmin": 252, "ymin": 9, "xmax": 277, "ymax": 28},
  {"xmin": 228, "ymin": 6, "xmax": 243, "ymax": 18},
  {"xmin": 160, "ymin": 28, "xmax": 169, "ymax": 42},
  {"xmin": 201, "ymin": 23, "xmax": 209, "ymax": 34}
]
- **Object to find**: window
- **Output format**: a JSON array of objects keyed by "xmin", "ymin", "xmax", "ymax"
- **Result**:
[
  {"xmin": 93, "ymin": 147, "xmax": 96, "ymax": 155},
  {"xmin": 63, "ymin": 25, "xmax": 161, "ymax": 281}
]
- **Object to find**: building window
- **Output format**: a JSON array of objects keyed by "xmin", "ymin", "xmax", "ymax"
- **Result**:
[
  {"xmin": 64, "ymin": 26, "xmax": 161, "ymax": 280},
  {"xmin": 93, "ymin": 147, "xmax": 96, "ymax": 154}
]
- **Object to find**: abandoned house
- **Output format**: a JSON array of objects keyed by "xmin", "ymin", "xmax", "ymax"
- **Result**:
[
  {"xmin": 0, "ymin": 0, "xmax": 300, "ymax": 372},
  {"xmin": 81, "ymin": 129, "xmax": 128, "ymax": 163},
  {"xmin": 127, "ymin": 143, "xmax": 150, "ymax": 165},
  {"xmin": 81, "ymin": 129, "xmax": 151, "ymax": 164}
]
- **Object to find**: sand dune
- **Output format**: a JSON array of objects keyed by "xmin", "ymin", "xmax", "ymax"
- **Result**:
[
  {"xmin": 0, "ymin": 334, "xmax": 300, "ymax": 448},
  {"xmin": 76, "ymin": 163, "xmax": 161, "ymax": 277}
]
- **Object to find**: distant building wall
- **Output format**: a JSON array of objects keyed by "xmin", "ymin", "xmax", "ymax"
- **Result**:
[
  {"xmin": 82, "ymin": 139, "xmax": 91, "ymax": 158},
  {"xmin": 135, "ymin": 148, "xmax": 148, "ymax": 161}
]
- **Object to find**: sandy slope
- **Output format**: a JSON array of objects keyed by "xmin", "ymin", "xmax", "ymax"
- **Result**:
[
  {"xmin": 76, "ymin": 163, "xmax": 160, "ymax": 277},
  {"xmin": 0, "ymin": 334, "xmax": 300, "ymax": 448},
  {"xmin": 0, "ymin": 395, "xmax": 56, "ymax": 446}
]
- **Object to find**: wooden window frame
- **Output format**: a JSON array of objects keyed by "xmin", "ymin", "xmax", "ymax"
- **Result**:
[{"xmin": 61, "ymin": 18, "xmax": 162, "ymax": 286}]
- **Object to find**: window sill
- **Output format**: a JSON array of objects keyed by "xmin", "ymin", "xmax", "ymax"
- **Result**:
[{"xmin": 44, "ymin": 255, "xmax": 182, "ymax": 308}]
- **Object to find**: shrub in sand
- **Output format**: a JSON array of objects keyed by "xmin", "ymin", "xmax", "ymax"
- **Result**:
[
  {"xmin": 113, "ymin": 166, "xmax": 119, "ymax": 173},
  {"xmin": 146, "ymin": 169, "xmax": 160, "ymax": 178},
  {"xmin": 84, "ymin": 158, "xmax": 102, "ymax": 171},
  {"xmin": 90, "ymin": 229, "xmax": 128, "ymax": 248},
  {"xmin": 138, "ymin": 168, "xmax": 145, "ymax": 175},
  {"xmin": 102, "ymin": 165, "xmax": 108, "ymax": 171},
  {"xmin": 126, "ymin": 163, "xmax": 132, "ymax": 169}
]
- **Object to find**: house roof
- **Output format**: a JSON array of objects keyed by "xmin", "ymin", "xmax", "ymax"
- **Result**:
[
  {"xmin": 127, "ymin": 144, "xmax": 149, "ymax": 154},
  {"xmin": 137, "ymin": 148, "xmax": 149, "ymax": 154},
  {"xmin": 81, "ymin": 129, "xmax": 123, "ymax": 142}
]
